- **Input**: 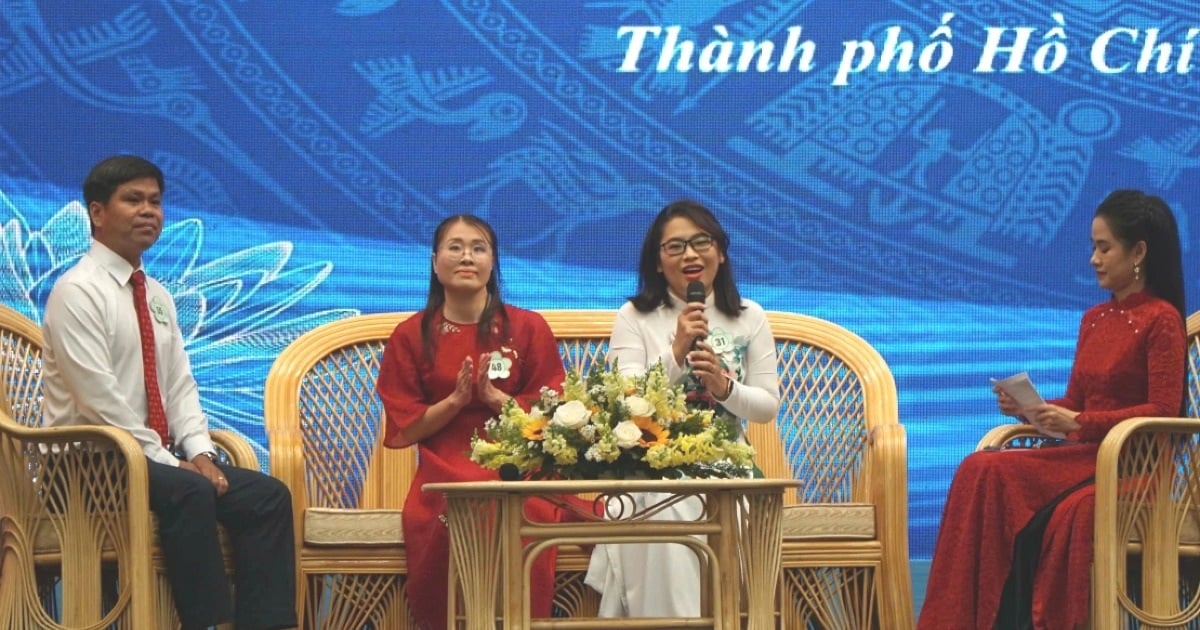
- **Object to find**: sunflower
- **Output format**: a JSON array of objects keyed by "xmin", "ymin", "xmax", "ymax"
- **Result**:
[
  {"xmin": 633, "ymin": 416, "xmax": 669, "ymax": 447},
  {"xmin": 521, "ymin": 415, "xmax": 549, "ymax": 441}
]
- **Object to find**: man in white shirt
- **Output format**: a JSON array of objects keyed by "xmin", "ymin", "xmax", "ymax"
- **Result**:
[{"xmin": 42, "ymin": 155, "xmax": 297, "ymax": 630}]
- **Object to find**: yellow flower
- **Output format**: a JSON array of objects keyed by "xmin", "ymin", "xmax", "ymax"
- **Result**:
[
  {"xmin": 471, "ymin": 361, "xmax": 753, "ymax": 479},
  {"xmin": 470, "ymin": 438, "xmax": 502, "ymax": 461},
  {"xmin": 722, "ymin": 440, "xmax": 757, "ymax": 466},
  {"xmin": 634, "ymin": 416, "xmax": 669, "ymax": 447},
  {"xmin": 543, "ymin": 432, "xmax": 579, "ymax": 465},
  {"xmin": 521, "ymin": 415, "xmax": 548, "ymax": 441},
  {"xmin": 590, "ymin": 434, "xmax": 621, "ymax": 462}
]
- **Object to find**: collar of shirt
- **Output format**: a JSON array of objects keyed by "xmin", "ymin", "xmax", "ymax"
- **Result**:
[{"xmin": 87, "ymin": 240, "xmax": 142, "ymax": 288}]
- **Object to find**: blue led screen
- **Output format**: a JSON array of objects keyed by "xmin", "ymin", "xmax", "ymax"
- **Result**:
[{"xmin": 2, "ymin": 1, "xmax": 1198, "ymax": 559}]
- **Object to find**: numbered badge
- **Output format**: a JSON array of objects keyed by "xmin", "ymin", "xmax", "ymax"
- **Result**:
[
  {"xmin": 708, "ymin": 328, "xmax": 733, "ymax": 355},
  {"xmin": 149, "ymin": 296, "xmax": 169, "ymax": 325},
  {"xmin": 487, "ymin": 350, "xmax": 512, "ymax": 380}
]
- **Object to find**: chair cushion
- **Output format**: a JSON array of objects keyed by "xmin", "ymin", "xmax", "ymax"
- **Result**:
[
  {"xmin": 304, "ymin": 507, "xmax": 404, "ymax": 546},
  {"xmin": 1127, "ymin": 505, "xmax": 1200, "ymax": 546},
  {"xmin": 31, "ymin": 519, "xmax": 73, "ymax": 554},
  {"xmin": 782, "ymin": 503, "xmax": 876, "ymax": 540}
]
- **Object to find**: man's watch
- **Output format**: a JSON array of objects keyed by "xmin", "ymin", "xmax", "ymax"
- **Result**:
[{"xmin": 196, "ymin": 450, "xmax": 219, "ymax": 463}]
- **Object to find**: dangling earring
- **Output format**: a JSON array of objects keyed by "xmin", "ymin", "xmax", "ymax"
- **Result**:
[{"xmin": 1134, "ymin": 264, "xmax": 1141, "ymax": 281}]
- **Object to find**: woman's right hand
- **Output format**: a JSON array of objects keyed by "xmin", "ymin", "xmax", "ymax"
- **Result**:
[
  {"xmin": 993, "ymin": 385, "xmax": 1021, "ymax": 417},
  {"xmin": 672, "ymin": 302, "xmax": 709, "ymax": 367},
  {"xmin": 446, "ymin": 355, "xmax": 475, "ymax": 409}
]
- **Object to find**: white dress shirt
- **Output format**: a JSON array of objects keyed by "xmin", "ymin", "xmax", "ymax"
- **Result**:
[{"xmin": 42, "ymin": 240, "xmax": 214, "ymax": 466}]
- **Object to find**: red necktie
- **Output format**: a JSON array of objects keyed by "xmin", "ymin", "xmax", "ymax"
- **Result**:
[{"xmin": 130, "ymin": 270, "xmax": 170, "ymax": 446}]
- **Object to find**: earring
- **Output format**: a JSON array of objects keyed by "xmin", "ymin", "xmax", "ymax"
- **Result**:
[{"xmin": 1134, "ymin": 264, "xmax": 1141, "ymax": 281}]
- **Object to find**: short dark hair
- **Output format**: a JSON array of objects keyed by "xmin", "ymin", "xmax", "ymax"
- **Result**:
[
  {"xmin": 629, "ymin": 200, "xmax": 743, "ymax": 317},
  {"xmin": 82, "ymin": 155, "xmax": 164, "ymax": 207},
  {"xmin": 1094, "ymin": 189, "xmax": 1186, "ymax": 321}
]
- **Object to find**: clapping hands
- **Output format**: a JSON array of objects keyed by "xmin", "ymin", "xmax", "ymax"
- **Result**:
[{"xmin": 447, "ymin": 354, "xmax": 510, "ymax": 413}]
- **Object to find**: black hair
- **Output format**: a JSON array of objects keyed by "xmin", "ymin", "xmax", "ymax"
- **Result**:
[
  {"xmin": 82, "ymin": 155, "xmax": 164, "ymax": 235},
  {"xmin": 420, "ymin": 214, "xmax": 509, "ymax": 364},
  {"xmin": 629, "ymin": 200, "xmax": 743, "ymax": 317},
  {"xmin": 1094, "ymin": 189, "xmax": 1186, "ymax": 322},
  {"xmin": 83, "ymin": 155, "xmax": 164, "ymax": 207}
]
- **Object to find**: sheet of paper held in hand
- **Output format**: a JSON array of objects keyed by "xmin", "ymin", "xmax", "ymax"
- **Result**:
[{"xmin": 990, "ymin": 372, "xmax": 1066, "ymax": 439}]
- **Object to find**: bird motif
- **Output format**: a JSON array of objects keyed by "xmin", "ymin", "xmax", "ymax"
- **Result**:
[
  {"xmin": 1116, "ymin": 126, "xmax": 1200, "ymax": 191},
  {"xmin": 587, "ymin": 0, "xmax": 747, "ymax": 24},
  {"xmin": 0, "ymin": 4, "xmax": 153, "ymax": 96},
  {"xmin": 120, "ymin": 54, "xmax": 204, "ymax": 94},
  {"xmin": 0, "ymin": 1, "xmax": 311, "ymax": 221},
  {"xmin": 439, "ymin": 122, "xmax": 664, "ymax": 256},
  {"xmin": 354, "ymin": 56, "xmax": 526, "ymax": 142}
]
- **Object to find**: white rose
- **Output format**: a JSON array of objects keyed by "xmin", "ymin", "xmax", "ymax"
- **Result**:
[
  {"xmin": 613, "ymin": 420, "xmax": 642, "ymax": 449},
  {"xmin": 551, "ymin": 400, "xmax": 591, "ymax": 430},
  {"xmin": 625, "ymin": 395, "xmax": 654, "ymax": 418}
]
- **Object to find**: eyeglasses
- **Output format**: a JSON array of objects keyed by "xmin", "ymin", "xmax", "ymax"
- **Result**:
[
  {"xmin": 660, "ymin": 234, "xmax": 715, "ymax": 257},
  {"xmin": 441, "ymin": 242, "xmax": 492, "ymax": 259}
]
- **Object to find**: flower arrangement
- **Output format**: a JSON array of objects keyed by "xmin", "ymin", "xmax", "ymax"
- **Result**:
[{"xmin": 469, "ymin": 362, "xmax": 756, "ymax": 480}]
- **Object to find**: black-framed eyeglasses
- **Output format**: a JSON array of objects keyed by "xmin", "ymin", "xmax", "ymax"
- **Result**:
[{"xmin": 660, "ymin": 234, "xmax": 715, "ymax": 257}]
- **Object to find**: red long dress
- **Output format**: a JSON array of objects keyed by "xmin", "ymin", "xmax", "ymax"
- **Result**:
[
  {"xmin": 918, "ymin": 290, "xmax": 1186, "ymax": 630},
  {"xmin": 377, "ymin": 305, "xmax": 566, "ymax": 630}
]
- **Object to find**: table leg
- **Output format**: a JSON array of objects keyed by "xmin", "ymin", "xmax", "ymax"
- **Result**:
[
  {"xmin": 713, "ymin": 491, "xmax": 739, "ymax": 629},
  {"xmin": 500, "ymin": 493, "xmax": 525, "ymax": 630},
  {"xmin": 444, "ymin": 494, "xmax": 502, "ymax": 630},
  {"xmin": 740, "ymin": 490, "xmax": 784, "ymax": 630}
]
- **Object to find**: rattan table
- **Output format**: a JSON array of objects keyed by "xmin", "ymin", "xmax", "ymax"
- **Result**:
[{"xmin": 425, "ymin": 478, "xmax": 798, "ymax": 629}]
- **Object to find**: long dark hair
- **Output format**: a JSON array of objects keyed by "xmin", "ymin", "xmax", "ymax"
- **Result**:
[
  {"xmin": 1094, "ymin": 189, "xmax": 1187, "ymax": 322},
  {"xmin": 629, "ymin": 200, "xmax": 743, "ymax": 317},
  {"xmin": 420, "ymin": 214, "xmax": 509, "ymax": 364}
]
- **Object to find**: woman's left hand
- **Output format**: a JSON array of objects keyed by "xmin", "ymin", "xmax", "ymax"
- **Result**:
[
  {"xmin": 475, "ymin": 352, "xmax": 510, "ymax": 412},
  {"xmin": 1027, "ymin": 404, "xmax": 1082, "ymax": 435},
  {"xmin": 687, "ymin": 340, "xmax": 731, "ymax": 400}
]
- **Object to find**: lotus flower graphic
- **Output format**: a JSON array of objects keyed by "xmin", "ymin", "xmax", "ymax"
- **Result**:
[{"xmin": 0, "ymin": 193, "xmax": 357, "ymax": 466}]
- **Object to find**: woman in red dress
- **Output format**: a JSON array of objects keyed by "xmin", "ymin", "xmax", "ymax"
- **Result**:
[
  {"xmin": 918, "ymin": 190, "xmax": 1188, "ymax": 630},
  {"xmin": 376, "ymin": 214, "xmax": 567, "ymax": 629}
]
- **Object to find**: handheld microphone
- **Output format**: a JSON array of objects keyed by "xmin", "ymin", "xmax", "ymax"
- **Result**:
[
  {"xmin": 686, "ymin": 280, "xmax": 707, "ymax": 347},
  {"xmin": 498, "ymin": 463, "xmax": 523, "ymax": 481}
]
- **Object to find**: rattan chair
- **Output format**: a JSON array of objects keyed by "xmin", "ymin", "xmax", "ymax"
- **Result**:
[
  {"xmin": 750, "ymin": 312, "xmax": 912, "ymax": 629},
  {"xmin": 976, "ymin": 310, "xmax": 1200, "ymax": 628},
  {"xmin": 265, "ymin": 309, "xmax": 913, "ymax": 628},
  {"xmin": 0, "ymin": 304, "xmax": 258, "ymax": 629},
  {"xmin": 264, "ymin": 313, "xmax": 418, "ymax": 630}
]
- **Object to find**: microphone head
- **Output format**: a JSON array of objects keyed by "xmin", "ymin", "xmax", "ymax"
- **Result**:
[
  {"xmin": 686, "ymin": 280, "xmax": 706, "ymax": 304},
  {"xmin": 498, "ymin": 463, "xmax": 522, "ymax": 481}
]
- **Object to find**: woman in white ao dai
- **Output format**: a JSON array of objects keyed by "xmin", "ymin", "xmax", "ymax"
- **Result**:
[{"xmin": 584, "ymin": 200, "xmax": 780, "ymax": 618}]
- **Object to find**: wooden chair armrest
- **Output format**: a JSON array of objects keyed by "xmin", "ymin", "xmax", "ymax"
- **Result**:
[
  {"xmin": 263, "ymin": 418, "xmax": 306, "ymax": 578},
  {"xmin": 1093, "ymin": 416, "xmax": 1200, "ymax": 628},
  {"xmin": 1095, "ymin": 416, "xmax": 1200, "ymax": 467},
  {"xmin": 264, "ymin": 355, "xmax": 309, "ymax": 518},
  {"xmin": 869, "ymin": 422, "xmax": 908, "ymax": 513},
  {"xmin": 0, "ymin": 417, "xmax": 150, "ymax": 474},
  {"xmin": 264, "ymin": 422, "xmax": 306, "ymax": 513},
  {"xmin": 1094, "ymin": 416, "xmax": 1200, "ymax": 511},
  {"xmin": 0, "ymin": 414, "xmax": 156, "ymax": 599},
  {"xmin": 210, "ymin": 429, "xmax": 259, "ymax": 470},
  {"xmin": 868, "ymin": 422, "xmax": 915, "ymax": 625}
]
